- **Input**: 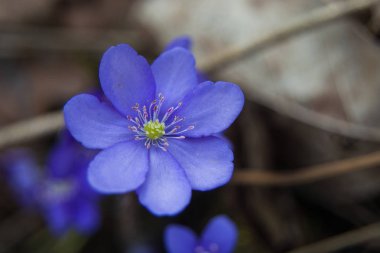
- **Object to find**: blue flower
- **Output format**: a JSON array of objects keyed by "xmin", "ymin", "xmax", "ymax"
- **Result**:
[
  {"xmin": 165, "ymin": 215, "xmax": 238, "ymax": 253},
  {"xmin": 64, "ymin": 39, "xmax": 244, "ymax": 215},
  {"xmin": 41, "ymin": 131, "xmax": 100, "ymax": 235},
  {"xmin": 1, "ymin": 131, "xmax": 100, "ymax": 235},
  {"xmin": 165, "ymin": 36, "xmax": 192, "ymax": 52},
  {"xmin": 1, "ymin": 149, "xmax": 40, "ymax": 208}
]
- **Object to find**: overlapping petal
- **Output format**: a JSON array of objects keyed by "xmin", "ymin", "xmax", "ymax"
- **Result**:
[
  {"xmin": 164, "ymin": 36, "xmax": 208, "ymax": 83},
  {"xmin": 165, "ymin": 225, "xmax": 197, "ymax": 253},
  {"xmin": 88, "ymin": 142, "xmax": 149, "ymax": 193},
  {"xmin": 169, "ymin": 136, "xmax": 233, "ymax": 190},
  {"xmin": 137, "ymin": 149, "xmax": 191, "ymax": 216},
  {"xmin": 99, "ymin": 44, "xmax": 156, "ymax": 116},
  {"xmin": 201, "ymin": 215, "xmax": 238, "ymax": 253},
  {"xmin": 178, "ymin": 81, "xmax": 244, "ymax": 137},
  {"xmin": 64, "ymin": 94, "xmax": 133, "ymax": 149},
  {"xmin": 164, "ymin": 36, "xmax": 192, "ymax": 51},
  {"xmin": 152, "ymin": 48, "xmax": 198, "ymax": 112}
]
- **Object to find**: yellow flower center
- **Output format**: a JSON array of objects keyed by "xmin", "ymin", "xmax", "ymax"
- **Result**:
[{"xmin": 143, "ymin": 120, "xmax": 165, "ymax": 140}]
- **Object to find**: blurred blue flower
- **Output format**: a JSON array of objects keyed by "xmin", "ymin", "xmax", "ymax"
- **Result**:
[
  {"xmin": 165, "ymin": 215, "xmax": 238, "ymax": 253},
  {"xmin": 41, "ymin": 131, "xmax": 100, "ymax": 235},
  {"xmin": 2, "ymin": 131, "xmax": 100, "ymax": 235},
  {"xmin": 64, "ymin": 38, "xmax": 244, "ymax": 216},
  {"xmin": 2, "ymin": 149, "xmax": 40, "ymax": 208}
]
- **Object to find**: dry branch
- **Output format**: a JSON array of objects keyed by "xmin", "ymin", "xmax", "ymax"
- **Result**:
[
  {"xmin": 287, "ymin": 222, "xmax": 380, "ymax": 253},
  {"xmin": 198, "ymin": 0, "xmax": 380, "ymax": 73},
  {"xmin": 232, "ymin": 150, "xmax": 380, "ymax": 186},
  {"xmin": 0, "ymin": 112, "xmax": 63, "ymax": 148}
]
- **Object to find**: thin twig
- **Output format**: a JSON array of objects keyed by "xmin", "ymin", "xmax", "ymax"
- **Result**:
[
  {"xmin": 247, "ymin": 90, "xmax": 380, "ymax": 143},
  {"xmin": 286, "ymin": 222, "xmax": 380, "ymax": 253},
  {"xmin": 0, "ymin": 112, "xmax": 63, "ymax": 149},
  {"xmin": 0, "ymin": 25, "xmax": 142, "ymax": 57},
  {"xmin": 232, "ymin": 150, "xmax": 380, "ymax": 186},
  {"xmin": 0, "ymin": 0, "xmax": 378, "ymax": 149},
  {"xmin": 198, "ymin": 0, "xmax": 380, "ymax": 73}
]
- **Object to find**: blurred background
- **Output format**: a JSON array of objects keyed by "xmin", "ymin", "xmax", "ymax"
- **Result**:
[{"xmin": 2, "ymin": 0, "xmax": 380, "ymax": 252}]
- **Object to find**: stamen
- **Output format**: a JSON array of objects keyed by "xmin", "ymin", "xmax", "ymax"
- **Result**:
[
  {"xmin": 166, "ymin": 126, "xmax": 180, "ymax": 135},
  {"xmin": 142, "ymin": 106, "xmax": 148, "ymax": 122},
  {"xmin": 145, "ymin": 139, "xmax": 151, "ymax": 149},
  {"xmin": 165, "ymin": 136, "xmax": 185, "ymax": 139},
  {"xmin": 128, "ymin": 126, "xmax": 137, "ymax": 131},
  {"xmin": 175, "ymin": 101, "xmax": 182, "ymax": 110},
  {"xmin": 127, "ymin": 95, "xmax": 194, "ymax": 151},
  {"xmin": 165, "ymin": 116, "xmax": 184, "ymax": 129},
  {"xmin": 177, "ymin": 126, "xmax": 194, "ymax": 134},
  {"xmin": 132, "ymin": 103, "xmax": 139, "ymax": 111}
]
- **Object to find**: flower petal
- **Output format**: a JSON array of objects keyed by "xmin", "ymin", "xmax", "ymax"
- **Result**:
[
  {"xmin": 44, "ymin": 203, "xmax": 70, "ymax": 235},
  {"xmin": 2, "ymin": 150, "xmax": 40, "ymax": 207},
  {"xmin": 48, "ymin": 131, "xmax": 77, "ymax": 177},
  {"xmin": 64, "ymin": 94, "xmax": 133, "ymax": 149},
  {"xmin": 178, "ymin": 81, "xmax": 244, "ymax": 137},
  {"xmin": 169, "ymin": 136, "xmax": 233, "ymax": 190},
  {"xmin": 72, "ymin": 200, "xmax": 99, "ymax": 234},
  {"xmin": 201, "ymin": 215, "xmax": 238, "ymax": 253},
  {"xmin": 165, "ymin": 225, "xmax": 197, "ymax": 253},
  {"xmin": 88, "ymin": 142, "xmax": 149, "ymax": 193},
  {"xmin": 48, "ymin": 130, "xmax": 88, "ymax": 177},
  {"xmin": 99, "ymin": 44, "xmax": 155, "ymax": 116},
  {"xmin": 137, "ymin": 148, "xmax": 191, "ymax": 216},
  {"xmin": 164, "ymin": 36, "xmax": 208, "ymax": 83},
  {"xmin": 164, "ymin": 36, "xmax": 192, "ymax": 51},
  {"xmin": 151, "ymin": 48, "xmax": 198, "ymax": 112}
]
